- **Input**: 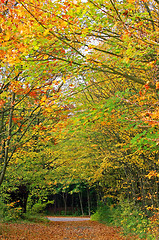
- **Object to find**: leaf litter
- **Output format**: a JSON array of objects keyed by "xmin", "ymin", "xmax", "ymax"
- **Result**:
[{"xmin": 0, "ymin": 220, "xmax": 138, "ymax": 240}]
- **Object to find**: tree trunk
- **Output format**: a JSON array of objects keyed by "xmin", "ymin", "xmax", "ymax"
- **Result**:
[
  {"xmin": 71, "ymin": 194, "xmax": 74, "ymax": 214},
  {"xmin": 62, "ymin": 192, "xmax": 67, "ymax": 215},
  {"xmin": 87, "ymin": 188, "xmax": 91, "ymax": 216},
  {"xmin": 20, "ymin": 185, "xmax": 29, "ymax": 213},
  {"xmin": 0, "ymin": 93, "xmax": 15, "ymax": 186},
  {"xmin": 78, "ymin": 192, "xmax": 84, "ymax": 216}
]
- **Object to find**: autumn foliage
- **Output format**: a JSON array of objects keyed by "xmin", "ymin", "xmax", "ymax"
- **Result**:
[{"xmin": 0, "ymin": 0, "xmax": 158, "ymax": 238}]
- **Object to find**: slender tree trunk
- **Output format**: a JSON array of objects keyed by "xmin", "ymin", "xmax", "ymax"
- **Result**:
[
  {"xmin": 78, "ymin": 192, "xmax": 84, "ymax": 216},
  {"xmin": 62, "ymin": 192, "xmax": 67, "ymax": 215},
  {"xmin": 20, "ymin": 185, "xmax": 29, "ymax": 213},
  {"xmin": 87, "ymin": 188, "xmax": 91, "ymax": 216},
  {"xmin": 138, "ymin": 174, "xmax": 148, "ymax": 213},
  {"xmin": 0, "ymin": 93, "xmax": 15, "ymax": 186},
  {"xmin": 154, "ymin": 156, "xmax": 159, "ymax": 207},
  {"xmin": 54, "ymin": 195, "xmax": 57, "ymax": 214},
  {"xmin": 0, "ymin": 108, "xmax": 5, "ymax": 164},
  {"xmin": 71, "ymin": 194, "xmax": 74, "ymax": 214}
]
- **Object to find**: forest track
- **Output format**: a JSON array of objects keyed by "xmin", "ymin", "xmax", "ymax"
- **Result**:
[
  {"xmin": 47, "ymin": 216, "xmax": 90, "ymax": 221},
  {"xmin": 0, "ymin": 220, "xmax": 137, "ymax": 239}
]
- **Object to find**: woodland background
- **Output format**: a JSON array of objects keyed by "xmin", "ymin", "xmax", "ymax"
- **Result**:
[{"xmin": 0, "ymin": 0, "xmax": 158, "ymax": 239}]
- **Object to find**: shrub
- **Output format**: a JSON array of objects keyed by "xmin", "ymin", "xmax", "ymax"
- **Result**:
[
  {"xmin": 91, "ymin": 202, "xmax": 114, "ymax": 224},
  {"xmin": 30, "ymin": 200, "xmax": 54, "ymax": 214},
  {"xmin": 91, "ymin": 199, "xmax": 158, "ymax": 239},
  {"xmin": 0, "ymin": 199, "xmax": 23, "ymax": 222},
  {"xmin": 113, "ymin": 200, "xmax": 149, "ymax": 239}
]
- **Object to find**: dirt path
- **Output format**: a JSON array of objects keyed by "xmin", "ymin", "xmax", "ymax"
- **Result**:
[
  {"xmin": 0, "ymin": 220, "xmax": 134, "ymax": 240},
  {"xmin": 47, "ymin": 216, "xmax": 90, "ymax": 221}
]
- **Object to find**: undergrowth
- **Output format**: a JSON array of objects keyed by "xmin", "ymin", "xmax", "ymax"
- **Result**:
[
  {"xmin": 0, "ymin": 199, "xmax": 48, "ymax": 223},
  {"xmin": 91, "ymin": 200, "xmax": 159, "ymax": 240}
]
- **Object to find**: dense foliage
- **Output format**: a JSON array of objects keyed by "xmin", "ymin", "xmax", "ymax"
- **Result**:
[{"xmin": 0, "ymin": 0, "xmax": 158, "ymax": 238}]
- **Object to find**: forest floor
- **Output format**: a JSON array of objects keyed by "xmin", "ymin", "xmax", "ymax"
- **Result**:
[{"xmin": 0, "ymin": 218, "xmax": 138, "ymax": 240}]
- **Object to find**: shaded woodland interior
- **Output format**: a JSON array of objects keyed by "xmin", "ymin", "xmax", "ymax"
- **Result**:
[
  {"xmin": 46, "ymin": 190, "xmax": 97, "ymax": 216},
  {"xmin": 7, "ymin": 184, "xmax": 97, "ymax": 216}
]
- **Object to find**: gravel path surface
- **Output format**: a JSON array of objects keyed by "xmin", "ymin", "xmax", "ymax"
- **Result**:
[{"xmin": 47, "ymin": 216, "xmax": 90, "ymax": 221}]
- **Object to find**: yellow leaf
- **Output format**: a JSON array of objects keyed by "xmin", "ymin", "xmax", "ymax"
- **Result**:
[
  {"xmin": 4, "ymin": 33, "xmax": 10, "ymax": 41},
  {"xmin": 43, "ymin": 29, "xmax": 50, "ymax": 36},
  {"xmin": 40, "ymin": 96, "xmax": 47, "ymax": 105},
  {"xmin": 127, "ymin": 0, "xmax": 135, "ymax": 2},
  {"xmin": 125, "ymin": 57, "xmax": 129, "ymax": 63},
  {"xmin": 63, "ymin": 76, "xmax": 66, "ymax": 83},
  {"xmin": 43, "ymin": 55, "xmax": 48, "ymax": 60},
  {"xmin": 62, "ymin": 21, "xmax": 68, "ymax": 28},
  {"xmin": 156, "ymin": 82, "xmax": 159, "ymax": 90}
]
